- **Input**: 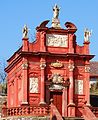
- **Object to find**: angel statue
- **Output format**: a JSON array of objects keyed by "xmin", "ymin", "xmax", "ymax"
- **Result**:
[
  {"xmin": 84, "ymin": 28, "xmax": 92, "ymax": 42},
  {"xmin": 22, "ymin": 25, "xmax": 28, "ymax": 38},
  {"xmin": 53, "ymin": 4, "xmax": 60, "ymax": 19}
]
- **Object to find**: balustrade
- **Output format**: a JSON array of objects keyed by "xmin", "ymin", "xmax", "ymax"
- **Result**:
[
  {"xmin": 2, "ymin": 105, "xmax": 50, "ymax": 117},
  {"xmin": 91, "ymin": 107, "xmax": 98, "ymax": 117}
]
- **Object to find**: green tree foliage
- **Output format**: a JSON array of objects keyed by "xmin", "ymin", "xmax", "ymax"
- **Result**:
[
  {"xmin": 90, "ymin": 79, "xmax": 98, "ymax": 95},
  {"xmin": 0, "ymin": 60, "xmax": 7, "ymax": 94}
]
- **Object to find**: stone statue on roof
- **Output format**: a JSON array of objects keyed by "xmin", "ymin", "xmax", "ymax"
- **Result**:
[
  {"xmin": 53, "ymin": 4, "xmax": 60, "ymax": 19},
  {"xmin": 52, "ymin": 4, "xmax": 61, "ymax": 28},
  {"xmin": 22, "ymin": 25, "xmax": 28, "ymax": 38},
  {"xmin": 84, "ymin": 28, "xmax": 92, "ymax": 42}
]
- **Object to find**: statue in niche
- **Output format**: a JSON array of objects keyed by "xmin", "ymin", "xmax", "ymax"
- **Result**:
[
  {"xmin": 22, "ymin": 25, "xmax": 28, "ymax": 38},
  {"xmin": 84, "ymin": 28, "xmax": 92, "ymax": 42},
  {"xmin": 53, "ymin": 4, "xmax": 60, "ymax": 19}
]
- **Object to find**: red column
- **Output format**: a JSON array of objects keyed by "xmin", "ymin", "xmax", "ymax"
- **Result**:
[
  {"xmin": 68, "ymin": 34, "xmax": 74, "ymax": 53},
  {"xmin": 68, "ymin": 60, "xmax": 75, "ymax": 117},
  {"xmin": 40, "ymin": 31, "xmax": 46, "ymax": 52},
  {"xmin": 68, "ymin": 63, "xmax": 74, "ymax": 104},
  {"xmin": 14, "ymin": 76, "xmax": 18, "ymax": 107},
  {"xmin": 62, "ymin": 87, "xmax": 68, "ymax": 117},
  {"xmin": 83, "ymin": 41, "xmax": 90, "ymax": 54},
  {"xmin": 21, "ymin": 58, "xmax": 28, "ymax": 105},
  {"xmin": 7, "ymin": 82, "xmax": 10, "ymax": 108},
  {"xmin": 22, "ymin": 38, "xmax": 29, "ymax": 51},
  {"xmin": 40, "ymin": 58, "xmax": 46, "ymax": 105},
  {"xmin": 84, "ymin": 60, "xmax": 90, "ymax": 106}
]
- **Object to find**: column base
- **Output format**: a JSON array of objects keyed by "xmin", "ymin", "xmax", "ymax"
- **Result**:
[
  {"xmin": 39, "ymin": 102, "xmax": 46, "ymax": 106},
  {"xmin": 21, "ymin": 101, "xmax": 28, "ymax": 106},
  {"xmin": 68, "ymin": 103, "xmax": 76, "ymax": 117},
  {"xmin": 86, "ymin": 103, "xmax": 91, "ymax": 107},
  {"xmin": 68, "ymin": 103, "xmax": 76, "ymax": 106}
]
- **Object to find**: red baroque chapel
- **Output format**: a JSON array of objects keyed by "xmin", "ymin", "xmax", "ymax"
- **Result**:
[{"xmin": 2, "ymin": 5, "xmax": 98, "ymax": 120}]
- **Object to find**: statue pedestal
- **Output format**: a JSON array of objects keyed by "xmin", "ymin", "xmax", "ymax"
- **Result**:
[
  {"xmin": 68, "ymin": 103, "xmax": 76, "ymax": 117},
  {"xmin": 52, "ymin": 18, "xmax": 61, "ymax": 29}
]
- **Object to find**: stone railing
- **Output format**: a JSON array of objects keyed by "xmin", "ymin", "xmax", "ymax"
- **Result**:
[
  {"xmin": 2, "ymin": 105, "xmax": 50, "ymax": 117},
  {"xmin": 50, "ymin": 100, "xmax": 63, "ymax": 120},
  {"xmin": 91, "ymin": 107, "xmax": 98, "ymax": 118}
]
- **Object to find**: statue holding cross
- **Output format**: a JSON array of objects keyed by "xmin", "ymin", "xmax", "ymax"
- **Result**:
[
  {"xmin": 53, "ymin": 4, "xmax": 60, "ymax": 19},
  {"xmin": 84, "ymin": 28, "xmax": 92, "ymax": 42}
]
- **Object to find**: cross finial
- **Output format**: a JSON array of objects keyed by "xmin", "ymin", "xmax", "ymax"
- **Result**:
[
  {"xmin": 53, "ymin": 4, "xmax": 60, "ymax": 19},
  {"xmin": 52, "ymin": 4, "xmax": 61, "ymax": 28},
  {"xmin": 84, "ymin": 28, "xmax": 92, "ymax": 42}
]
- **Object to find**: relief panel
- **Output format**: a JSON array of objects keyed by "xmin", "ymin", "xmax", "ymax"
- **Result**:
[
  {"xmin": 46, "ymin": 34, "xmax": 68, "ymax": 47},
  {"xmin": 75, "ymin": 80, "xmax": 83, "ymax": 95},
  {"xmin": 29, "ymin": 77, "xmax": 38, "ymax": 93}
]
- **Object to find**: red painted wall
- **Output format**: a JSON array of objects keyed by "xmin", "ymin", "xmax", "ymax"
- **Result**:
[{"xmin": 5, "ymin": 21, "xmax": 94, "ymax": 117}]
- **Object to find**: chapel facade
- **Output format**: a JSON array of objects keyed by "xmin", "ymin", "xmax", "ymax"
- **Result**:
[{"xmin": 2, "ymin": 5, "xmax": 97, "ymax": 119}]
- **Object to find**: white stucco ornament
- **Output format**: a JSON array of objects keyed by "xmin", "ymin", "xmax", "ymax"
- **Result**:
[
  {"xmin": 53, "ymin": 4, "xmax": 60, "ymax": 19},
  {"xmin": 40, "ymin": 63, "xmax": 46, "ymax": 69},
  {"xmin": 84, "ymin": 28, "xmax": 92, "ymax": 42},
  {"xmin": 68, "ymin": 64, "xmax": 75, "ymax": 72},
  {"xmin": 49, "ymin": 73, "xmax": 64, "ymax": 84},
  {"xmin": 22, "ymin": 25, "xmax": 28, "ymax": 38},
  {"xmin": 85, "ymin": 66, "xmax": 90, "ymax": 73},
  {"xmin": 52, "ymin": 4, "xmax": 61, "ymax": 28},
  {"xmin": 29, "ymin": 77, "xmax": 38, "ymax": 93},
  {"xmin": 22, "ymin": 63, "xmax": 28, "ymax": 69},
  {"xmin": 75, "ymin": 80, "xmax": 83, "ymax": 95},
  {"xmin": 46, "ymin": 34, "xmax": 68, "ymax": 47}
]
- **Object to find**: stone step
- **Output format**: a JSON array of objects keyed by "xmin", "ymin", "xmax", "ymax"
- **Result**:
[
  {"xmin": 1, "ymin": 116, "xmax": 50, "ymax": 120},
  {"xmin": 1, "ymin": 116, "xmax": 85, "ymax": 120},
  {"xmin": 2, "ymin": 116, "xmax": 98, "ymax": 120},
  {"xmin": 63, "ymin": 117, "xmax": 84, "ymax": 120}
]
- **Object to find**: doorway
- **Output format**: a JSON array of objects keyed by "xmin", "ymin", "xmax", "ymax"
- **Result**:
[{"xmin": 50, "ymin": 91, "xmax": 62, "ymax": 115}]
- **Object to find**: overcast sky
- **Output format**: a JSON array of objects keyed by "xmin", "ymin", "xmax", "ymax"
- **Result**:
[{"xmin": 0, "ymin": 0, "xmax": 98, "ymax": 62}]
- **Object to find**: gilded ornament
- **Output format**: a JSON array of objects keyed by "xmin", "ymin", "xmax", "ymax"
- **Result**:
[{"xmin": 51, "ymin": 61, "xmax": 63, "ymax": 68}]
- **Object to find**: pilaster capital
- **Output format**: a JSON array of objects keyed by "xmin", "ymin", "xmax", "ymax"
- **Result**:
[
  {"xmin": 22, "ymin": 63, "xmax": 28, "ymax": 70},
  {"xmin": 21, "ymin": 101, "xmax": 28, "ymax": 105},
  {"xmin": 40, "ymin": 63, "xmax": 46, "ymax": 69},
  {"xmin": 41, "ymin": 31, "xmax": 46, "ymax": 35},
  {"xmin": 85, "ymin": 66, "xmax": 90, "ymax": 73},
  {"xmin": 68, "ymin": 64, "xmax": 75, "ymax": 72},
  {"xmin": 68, "ymin": 103, "xmax": 76, "ymax": 107}
]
